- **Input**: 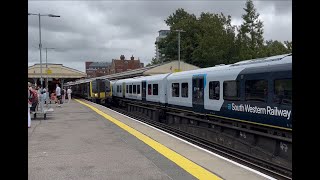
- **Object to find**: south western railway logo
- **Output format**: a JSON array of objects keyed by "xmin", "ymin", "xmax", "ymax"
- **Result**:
[{"xmin": 228, "ymin": 103, "xmax": 291, "ymax": 120}]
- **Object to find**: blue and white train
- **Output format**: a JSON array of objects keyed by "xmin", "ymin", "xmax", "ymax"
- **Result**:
[{"xmin": 111, "ymin": 54, "xmax": 292, "ymax": 131}]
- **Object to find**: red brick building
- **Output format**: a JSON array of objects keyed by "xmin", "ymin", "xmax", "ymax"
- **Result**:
[
  {"xmin": 110, "ymin": 55, "xmax": 144, "ymax": 74},
  {"xmin": 85, "ymin": 55, "xmax": 144, "ymax": 78}
]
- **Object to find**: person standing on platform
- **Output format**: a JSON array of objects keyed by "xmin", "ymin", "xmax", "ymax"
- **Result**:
[
  {"xmin": 28, "ymin": 84, "xmax": 32, "ymax": 128},
  {"xmin": 56, "ymin": 84, "xmax": 61, "ymax": 107},
  {"xmin": 29, "ymin": 86, "xmax": 38, "ymax": 112},
  {"xmin": 67, "ymin": 87, "xmax": 72, "ymax": 103},
  {"xmin": 42, "ymin": 87, "xmax": 47, "ymax": 104},
  {"xmin": 61, "ymin": 88, "xmax": 66, "ymax": 104}
]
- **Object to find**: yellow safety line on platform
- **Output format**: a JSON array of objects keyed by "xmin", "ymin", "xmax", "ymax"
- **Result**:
[{"xmin": 75, "ymin": 99, "xmax": 222, "ymax": 180}]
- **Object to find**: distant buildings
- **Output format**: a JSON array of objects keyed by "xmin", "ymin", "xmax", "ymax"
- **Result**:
[
  {"xmin": 111, "ymin": 55, "xmax": 144, "ymax": 74},
  {"xmin": 85, "ymin": 55, "xmax": 144, "ymax": 78},
  {"xmin": 155, "ymin": 30, "xmax": 170, "ymax": 61},
  {"xmin": 85, "ymin": 62, "xmax": 111, "ymax": 78}
]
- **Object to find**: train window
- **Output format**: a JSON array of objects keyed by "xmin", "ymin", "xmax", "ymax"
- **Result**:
[
  {"xmin": 181, "ymin": 83, "xmax": 188, "ymax": 97},
  {"xmin": 245, "ymin": 80, "xmax": 268, "ymax": 102},
  {"xmin": 209, "ymin": 81, "xmax": 220, "ymax": 100},
  {"xmin": 172, "ymin": 83, "xmax": 179, "ymax": 97},
  {"xmin": 92, "ymin": 80, "xmax": 97, "ymax": 93},
  {"xmin": 117, "ymin": 85, "xmax": 119, "ymax": 93},
  {"xmin": 100, "ymin": 80, "xmax": 106, "ymax": 92},
  {"xmin": 133, "ymin": 85, "xmax": 137, "ymax": 94},
  {"xmin": 120, "ymin": 85, "xmax": 122, "ymax": 93},
  {"xmin": 274, "ymin": 79, "xmax": 292, "ymax": 105},
  {"xmin": 223, "ymin": 81, "xmax": 240, "ymax": 101},
  {"xmin": 99, "ymin": 80, "xmax": 106, "ymax": 92},
  {"xmin": 129, "ymin": 85, "xmax": 132, "ymax": 94},
  {"xmin": 148, "ymin": 84, "xmax": 152, "ymax": 95},
  {"xmin": 126, "ymin": 85, "xmax": 128, "ymax": 93},
  {"xmin": 137, "ymin": 85, "xmax": 140, "ymax": 94},
  {"xmin": 153, "ymin": 84, "xmax": 158, "ymax": 95}
]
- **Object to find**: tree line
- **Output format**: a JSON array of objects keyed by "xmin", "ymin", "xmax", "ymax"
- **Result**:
[{"xmin": 148, "ymin": 0, "xmax": 292, "ymax": 67}]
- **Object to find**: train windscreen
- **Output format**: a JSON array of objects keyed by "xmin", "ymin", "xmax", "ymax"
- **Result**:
[{"xmin": 92, "ymin": 79, "xmax": 107, "ymax": 93}]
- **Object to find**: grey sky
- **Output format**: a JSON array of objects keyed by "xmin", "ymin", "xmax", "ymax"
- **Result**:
[{"xmin": 28, "ymin": 0, "xmax": 292, "ymax": 72}]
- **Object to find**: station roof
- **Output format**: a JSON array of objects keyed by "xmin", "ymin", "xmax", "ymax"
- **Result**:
[{"xmin": 28, "ymin": 63, "xmax": 87, "ymax": 79}]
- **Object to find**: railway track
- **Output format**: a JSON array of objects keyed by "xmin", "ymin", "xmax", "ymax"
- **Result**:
[{"xmin": 108, "ymin": 105, "xmax": 292, "ymax": 180}]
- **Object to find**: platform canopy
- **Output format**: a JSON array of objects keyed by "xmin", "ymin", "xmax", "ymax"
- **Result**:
[{"xmin": 28, "ymin": 63, "xmax": 86, "ymax": 79}]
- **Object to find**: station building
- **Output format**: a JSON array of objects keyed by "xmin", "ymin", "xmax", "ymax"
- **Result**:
[{"xmin": 28, "ymin": 63, "xmax": 87, "ymax": 94}]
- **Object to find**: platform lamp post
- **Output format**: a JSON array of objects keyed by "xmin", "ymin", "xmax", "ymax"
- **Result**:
[
  {"xmin": 28, "ymin": 13, "xmax": 60, "ymax": 113},
  {"xmin": 173, "ymin": 29, "xmax": 185, "ymax": 72}
]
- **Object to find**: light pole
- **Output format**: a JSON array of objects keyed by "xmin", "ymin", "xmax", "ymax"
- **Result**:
[
  {"xmin": 174, "ymin": 30, "xmax": 185, "ymax": 71},
  {"xmin": 28, "ymin": 13, "xmax": 60, "ymax": 89},
  {"xmin": 28, "ymin": 13, "xmax": 60, "ymax": 113},
  {"xmin": 44, "ymin": 47, "xmax": 55, "ymax": 91}
]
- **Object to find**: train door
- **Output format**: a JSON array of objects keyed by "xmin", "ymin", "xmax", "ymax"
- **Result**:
[
  {"xmin": 105, "ymin": 80, "xmax": 111, "ymax": 97},
  {"xmin": 142, "ymin": 81, "xmax": 146, "ymax": 101},
  {"xmin": 87, "ymin": 82, "xmax": 91, "ymax": 99},
  {"xmin": 97, "ymin": 80, "xmax": 101, "ymax": 99},
  {"xmin": 122, "ymin": 82, "xmax": 125, "ymax": 98},
  {"xmin": 192, "ymin": 75, "xmax": 205, "ymax": 112}
]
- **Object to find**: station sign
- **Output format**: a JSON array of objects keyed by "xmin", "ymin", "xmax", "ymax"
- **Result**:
[{"xmin": 46, "ymin": 69, "xmax": 52, "ymax": 74}]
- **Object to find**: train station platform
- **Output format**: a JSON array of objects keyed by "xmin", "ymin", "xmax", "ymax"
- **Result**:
[{"xmin": 28, "ymin": 99, "xmax": 274, "ymax": 180}]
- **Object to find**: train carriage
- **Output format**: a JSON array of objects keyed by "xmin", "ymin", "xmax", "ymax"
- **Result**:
[
  {"xmin": 142, "ymin": 73, "xmax": 170, "ymax": 104},
  {"xmin": 69, "ymin": 78, "xmax": 112, "ymax": 104},
  {"xmin": 68, "ymin": 54, "xmax": 292, "ymax": 130},
  {"xmin": 164, "ymin": 54, "xmax": 292, "ymax": 129}
]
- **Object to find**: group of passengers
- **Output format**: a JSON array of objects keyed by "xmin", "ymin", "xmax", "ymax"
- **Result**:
[
  {"xmin": 53, "ymin": 84, "xmax": 72, "ymax": 106},
  {"xmin": 28, "ymin": 83, "xmax": 72, "ymax": 128}
]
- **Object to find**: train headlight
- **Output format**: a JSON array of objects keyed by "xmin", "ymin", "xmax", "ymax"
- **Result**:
[{"xmin": 94, "ymin": 93, "xmax": 98, "ymax": 97}]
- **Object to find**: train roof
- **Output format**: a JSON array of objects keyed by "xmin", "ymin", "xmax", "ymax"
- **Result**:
[
  {"xmin": 136, "ymin": 73, "xmax": 170, "ymax": 81},
  {"xmin": 231, "ymin": 54, "xmax": 291, "ymax": 67},
  {"xmin": 67, "ymin": 77, "xmax": 111, "ymax": 86},
  {"xmin": 239, "ymin": 62, "xmax": 292, "ymax": 75},
  {"xmin": 115, "ymin": 73, "xmax": 170, "ymax": 83},
  {"xmin": 168, "ymin": 54, "xmax": 292, "ymax": 78},
  {"xmin": 68, "ymin": 54, "xmax": 292, "ymax": 85}
]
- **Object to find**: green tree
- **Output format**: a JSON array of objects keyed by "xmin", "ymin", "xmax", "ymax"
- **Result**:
[
  {"xmin": 192, "ymin": 13, "xmax": 237, "ymax": 67},
  {"xmin": 158, "ymin": 8, "xmax": 198, "ymax": 63},
  {"xmin": 263, "ymin": 40, "xmax": 291, "ymax": 56},
  {"xmin": 146, "ymin": 57, "xmax": 161, "ymax": 67},
  {"xmin": 158, "ymin": 8, "xmax": 238, "ymax": 68},
  {"xmin": 284, "ymin": 41, "xmax": 292, "ymax": 52},
  {"xmin": 237, "ymin": 0, "xmax": 265, "ymax": 60}
]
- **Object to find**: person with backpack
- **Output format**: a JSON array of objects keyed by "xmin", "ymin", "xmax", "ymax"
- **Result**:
[
  {"xmin": 28, "ymin": 84, "xmax": 32, "ymax": 128},
  {"xmin": 29, "ymin": 86, "xmax": 38, "ymax": 112}
]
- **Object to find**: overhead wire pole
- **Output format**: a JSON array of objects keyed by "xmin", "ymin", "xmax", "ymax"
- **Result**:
[
  {"xmin": 44, "ymin": 47, "xmax": 55, "ymax": 91},
  {"xmin": 39, "ymin": 14, "xmax": 42, "ymax": 88},
  {"xmin": 28, "ymin": 13, "xmax": 60, "ymax": 114},
  {"xmin": 174, "ymin": 30, "xmax": 186, "ymax": 71}
]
